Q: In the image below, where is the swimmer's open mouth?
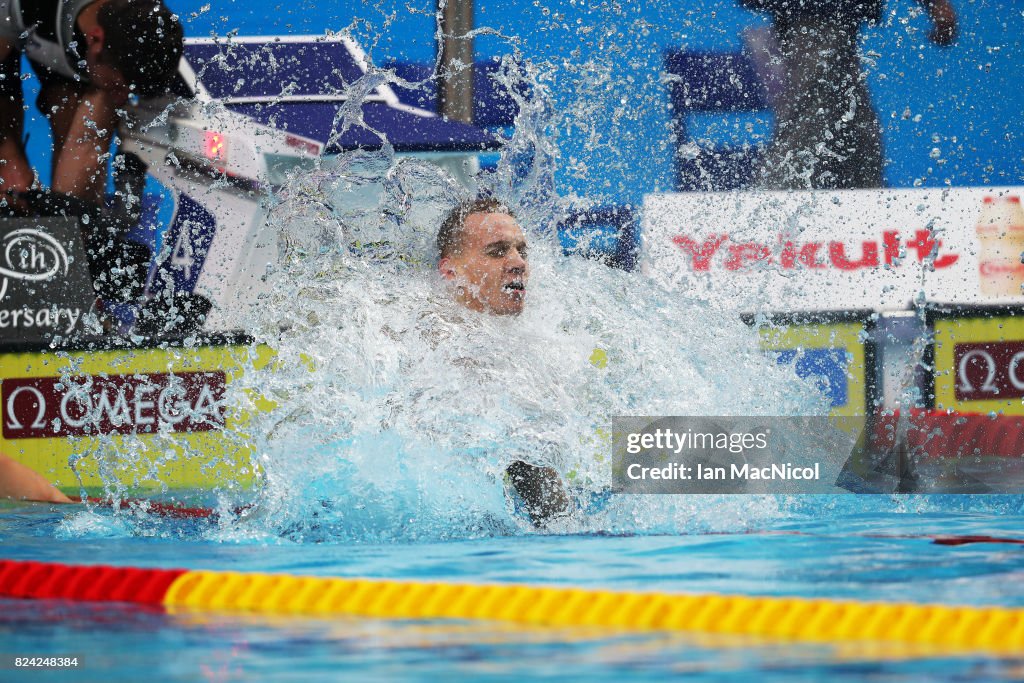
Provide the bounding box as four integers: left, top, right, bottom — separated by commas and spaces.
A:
503, 281, 525, 293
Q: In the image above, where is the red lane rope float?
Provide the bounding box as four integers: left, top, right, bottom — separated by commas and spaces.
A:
69, 497, 252, 520
927, 534, 1024, 547
749, 530, 1024, 546
0, 560, 185, 605
2, 559, 1024, 653
80, 497, 216, 519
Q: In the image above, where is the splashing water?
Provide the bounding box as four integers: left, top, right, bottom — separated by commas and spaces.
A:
210, 94, 833, 543
59, 25, 854, 544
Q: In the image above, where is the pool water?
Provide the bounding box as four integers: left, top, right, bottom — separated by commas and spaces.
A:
4, 1, 1022, 680
3, 499, 1024, 681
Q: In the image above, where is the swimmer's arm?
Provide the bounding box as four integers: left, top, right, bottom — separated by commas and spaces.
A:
506, 460, 571, 527
0, 453, 72, 503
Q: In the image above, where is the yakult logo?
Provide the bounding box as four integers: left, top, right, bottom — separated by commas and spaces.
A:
672, 230, 959, 272
954, 342, 1024, 401
0, 229, 69, 302
3, 372, 227, 439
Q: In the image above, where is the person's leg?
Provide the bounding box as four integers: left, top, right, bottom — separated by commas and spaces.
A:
35, 76, 86, 178
30, 58, 118, 204
0, 40, 35, 205
51, 88, 120, 203
35, 67, 119, 205
832, 46, 884, 189
756, 17, 882, 189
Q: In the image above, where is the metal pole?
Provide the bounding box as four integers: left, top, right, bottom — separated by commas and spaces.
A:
438, 0, 474, 124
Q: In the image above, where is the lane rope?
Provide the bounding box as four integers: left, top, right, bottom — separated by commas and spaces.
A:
2, 559, 1023, 653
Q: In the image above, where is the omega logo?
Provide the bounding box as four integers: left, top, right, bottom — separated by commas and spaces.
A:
2, 372, 226, 439
4, 386, 47, 430
954, 342, 1024, 400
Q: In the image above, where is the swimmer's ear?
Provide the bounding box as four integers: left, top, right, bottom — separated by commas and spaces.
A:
84, 25, 105, 59
438, 257, 456, 281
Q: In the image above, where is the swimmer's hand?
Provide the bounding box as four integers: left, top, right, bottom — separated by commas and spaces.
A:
0, 453, 72, 504
506, 460, 572, 528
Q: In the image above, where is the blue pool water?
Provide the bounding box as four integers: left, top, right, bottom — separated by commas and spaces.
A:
4, 499, 1024, 680
5, 1, 1024, 680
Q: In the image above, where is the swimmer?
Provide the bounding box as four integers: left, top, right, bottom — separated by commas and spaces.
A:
0, 452, 72, 503
437, 197, 572, 526
437, 197, 530, 316
0, 0, 184, 208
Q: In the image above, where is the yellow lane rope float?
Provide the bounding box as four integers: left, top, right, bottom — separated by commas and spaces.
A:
1, 559, 1022, 654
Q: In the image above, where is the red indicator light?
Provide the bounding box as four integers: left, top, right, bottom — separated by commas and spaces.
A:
204, 131, 227, 162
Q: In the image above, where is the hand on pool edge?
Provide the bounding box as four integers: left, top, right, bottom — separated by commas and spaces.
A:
0, 452, 73, 504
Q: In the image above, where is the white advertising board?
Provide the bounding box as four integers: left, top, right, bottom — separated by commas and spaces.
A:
642, 187, 1024, 312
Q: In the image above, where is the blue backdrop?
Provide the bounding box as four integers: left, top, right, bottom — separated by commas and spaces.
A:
21, 0, 1024, 208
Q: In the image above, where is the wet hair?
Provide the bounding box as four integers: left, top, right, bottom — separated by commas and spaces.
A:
96, 0, 184, 98
437, 197, 514, 261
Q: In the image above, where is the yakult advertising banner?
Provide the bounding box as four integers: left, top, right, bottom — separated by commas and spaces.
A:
642, 188, 1024, 312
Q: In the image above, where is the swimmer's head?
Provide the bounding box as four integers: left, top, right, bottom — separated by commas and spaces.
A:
90, 0, 185, 100
438, 198, 529, 316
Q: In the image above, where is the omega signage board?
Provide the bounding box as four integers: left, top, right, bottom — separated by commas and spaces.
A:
929, 305, 1024, 415
0, 337, 268, 493
642, 187, 1024, 313
0, 217, 95, 344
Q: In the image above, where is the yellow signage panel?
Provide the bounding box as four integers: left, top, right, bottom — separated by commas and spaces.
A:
931, 306, 1024, 415
1, 338, 273, 495
753, 313, 876, 418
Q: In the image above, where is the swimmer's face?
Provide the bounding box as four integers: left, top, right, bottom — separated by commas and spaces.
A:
439, 212, 529, 316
